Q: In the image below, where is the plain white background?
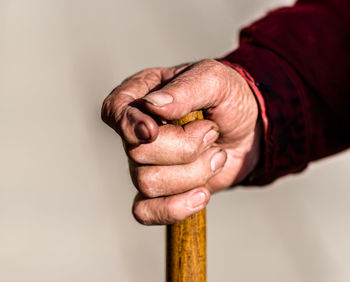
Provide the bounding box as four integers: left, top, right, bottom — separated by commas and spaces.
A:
1, 0, 350, 281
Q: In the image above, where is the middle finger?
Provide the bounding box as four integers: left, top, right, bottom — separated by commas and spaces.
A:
131, 147, 227, 198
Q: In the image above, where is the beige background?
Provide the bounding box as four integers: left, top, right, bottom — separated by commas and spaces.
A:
1, 0, 350, 281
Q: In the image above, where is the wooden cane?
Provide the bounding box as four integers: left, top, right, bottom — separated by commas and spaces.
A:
167, 110, 206, 282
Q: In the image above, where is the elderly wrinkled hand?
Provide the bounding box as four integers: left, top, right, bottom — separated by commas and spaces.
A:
101, 59, 262, 225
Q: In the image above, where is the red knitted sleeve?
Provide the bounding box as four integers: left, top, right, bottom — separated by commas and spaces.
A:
220, 0, 350, 185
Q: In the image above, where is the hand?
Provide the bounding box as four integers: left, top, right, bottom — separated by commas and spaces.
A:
101, 59, 262, 225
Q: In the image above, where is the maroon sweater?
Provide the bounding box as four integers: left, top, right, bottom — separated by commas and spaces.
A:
222, 0, 350, 185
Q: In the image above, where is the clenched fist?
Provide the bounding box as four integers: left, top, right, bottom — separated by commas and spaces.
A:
101, 59, 262, 225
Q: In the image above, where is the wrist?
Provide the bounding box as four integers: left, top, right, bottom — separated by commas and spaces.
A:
216, 59, 266, 184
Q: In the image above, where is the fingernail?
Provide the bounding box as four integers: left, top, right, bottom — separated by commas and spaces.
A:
203, 129, 219, 146
190, 191, 206, 209
134, 122, 150, 141
210, 150, 227, 173
143, 92, 173, 107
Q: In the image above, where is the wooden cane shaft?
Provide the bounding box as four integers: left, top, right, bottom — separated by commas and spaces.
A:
166, 209, 206, 282
166, 110, 206, 282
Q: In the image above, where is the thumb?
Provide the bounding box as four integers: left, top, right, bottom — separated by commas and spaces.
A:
142, 59, 228, 120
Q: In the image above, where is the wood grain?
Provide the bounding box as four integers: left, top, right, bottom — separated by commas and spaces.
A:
167, 110, 206, 282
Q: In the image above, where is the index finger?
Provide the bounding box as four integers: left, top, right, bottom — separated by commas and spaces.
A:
101, 65, 191, 145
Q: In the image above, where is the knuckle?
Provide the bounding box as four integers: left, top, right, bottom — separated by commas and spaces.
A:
199, 58, 223, 71
133, 68, 160, 82
101, 94, 127, 133
195, 59, 224, 91
129, 76, 146, 87
101, 96, 114, 124
127, 146, 151, 164
135, 167, 158, 198
132, 202, 152, 225
144, 71, 160, 83
127, 148, 142, 163
180, 139, 199, 163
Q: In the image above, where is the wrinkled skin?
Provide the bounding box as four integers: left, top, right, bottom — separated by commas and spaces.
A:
101, 59, 262, 225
